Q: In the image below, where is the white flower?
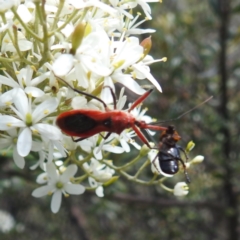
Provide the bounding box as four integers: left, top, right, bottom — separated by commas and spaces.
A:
131, 0, 159, 19
0, 88, 61, 157
93, 134, 125, 160
114, 13, 155, 37
0, 129, 43, 169
131, 55, 167, 93
52, 27, 111, 88
32, 163, 85, 213
173, 182, 189, 196
83, 158, 115, 197
101, 36, 146, 98
0, 65, 48, 97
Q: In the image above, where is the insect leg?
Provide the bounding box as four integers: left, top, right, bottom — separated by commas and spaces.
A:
100, 132, 112, 140
132, 124, 152, 149
174, 156, 191, 183
178, 146, 189, 162
152, 152, 160, 173
102, 86, 117, 109
71, 136, 89, 142
128, 89, 153, 112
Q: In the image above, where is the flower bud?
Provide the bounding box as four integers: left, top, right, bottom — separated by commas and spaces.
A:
71, 23, 86, 55
140, 36, 152, 58
103, 176, 119, 186
186, 141, 195, 152
191, 155, 204, 164
173, 182, 189, 196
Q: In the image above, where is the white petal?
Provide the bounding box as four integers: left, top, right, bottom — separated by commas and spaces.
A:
60, 164, 77, 182
17, 128, 32, 157
32, 185, 52, 197
101, 77, 115, 104
31, 141, 43, 151
127, 28, 156, 35
36, 172, 48, 184
33, 123, 62, 141
74, 64, 89, 88
71, 96, 88, 110
82, 57, 111, 77
58, 21, 74, 38
0, 21, 12, 32
64, 184, 85, 195
173, 182, 189, 196
51, 190, 62, 213
133, 63, 162, 92
44, 4, 58, 13
0, 116, 25, 130
0, 136, 11, 149
46, 162, 59, 181
52, 140, 67, 157
52, 54, 74, 76
13, 88, 29, 116
117, 95, 127, 110
6, 128, 17, 137
18, 39, 33, 51
0, 89, 15, 106
130, 141, 141, 150
17, 4, 32, 23
102, 144, 125, 154
0, 0, 14, 12
88, 177, 98, 188
95, 186, 104, 197
120, 139, 130, 152
31, 71, 51, 86
25, 87, 45, 98
86, 1, 118, 17
32, 98, 58, 123
13, 147, 25, 169
0, 75, 19, 87
93, 147, 103, 160
114, 73, 146, 95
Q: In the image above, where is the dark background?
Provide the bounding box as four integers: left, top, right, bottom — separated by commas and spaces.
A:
1, 0, 240, 239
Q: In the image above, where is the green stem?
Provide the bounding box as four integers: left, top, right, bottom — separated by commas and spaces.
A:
49, 0, 65, 32
120, 154, 142, 170
11, 7, 42, 42
48, 9, 79, 37
133, 158, 150, 179
37, 1, 51, 67
160, 182, 173, 193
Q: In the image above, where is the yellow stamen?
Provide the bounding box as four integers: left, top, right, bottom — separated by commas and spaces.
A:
44, 109, 49, 115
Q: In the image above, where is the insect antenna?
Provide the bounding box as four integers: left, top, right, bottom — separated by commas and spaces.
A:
55, 76, 108, 109
151, 96, 213, 125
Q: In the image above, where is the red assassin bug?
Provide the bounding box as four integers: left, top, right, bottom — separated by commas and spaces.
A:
56, 78, 167, 148
153, 126, 190, 183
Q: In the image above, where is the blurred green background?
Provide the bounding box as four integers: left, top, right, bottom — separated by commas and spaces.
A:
1, 0, 240, 239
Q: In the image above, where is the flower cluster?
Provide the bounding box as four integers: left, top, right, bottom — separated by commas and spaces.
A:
0, 0, 203, 213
